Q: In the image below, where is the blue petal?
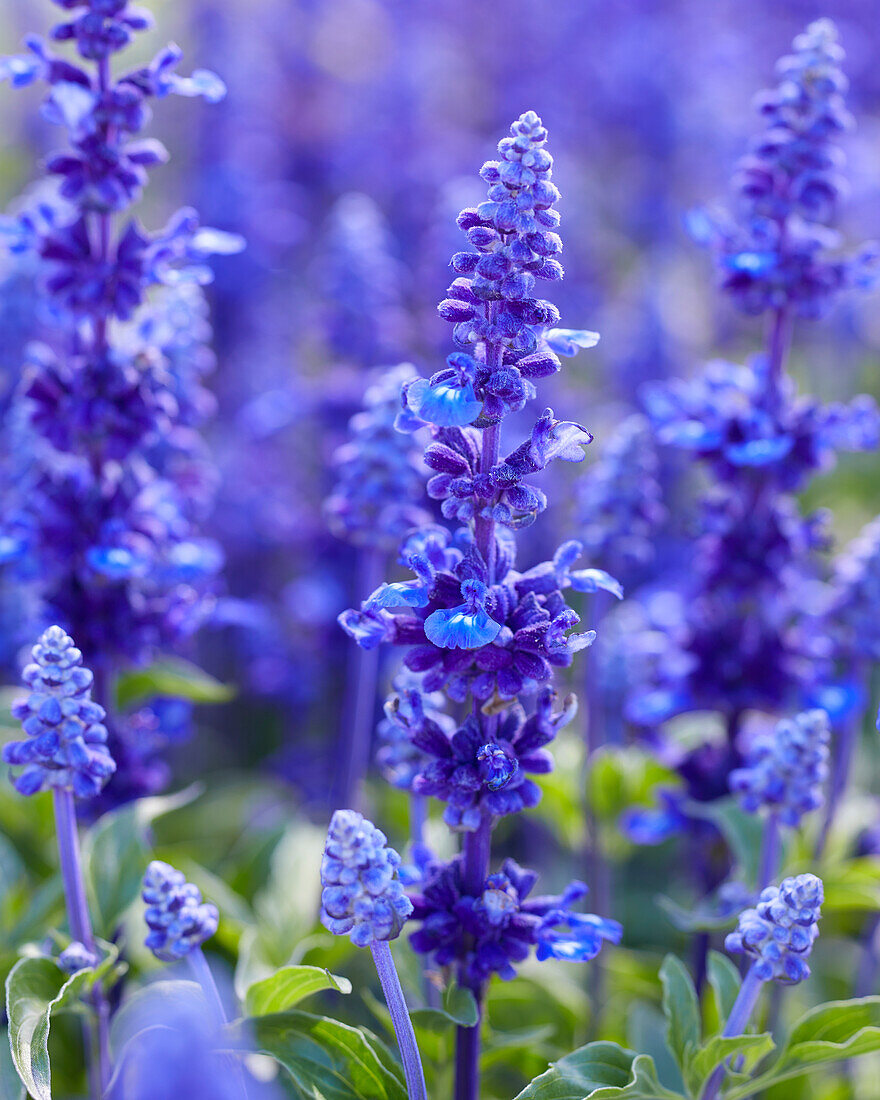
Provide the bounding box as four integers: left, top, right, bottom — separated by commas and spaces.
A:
726, 436, 792, 466
424, 606, 501, 649
86, 546, 148, 579
569, 568, 623, 600
407, 377, 482, 428
545, 328, 600, 357
723, 250, 777, 274
369, 581, 428, 609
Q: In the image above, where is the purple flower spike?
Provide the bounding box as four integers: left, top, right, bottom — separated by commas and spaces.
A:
142, 860, 219, 962
725, 873, 823, 984
730, 709, 830, 827
3, 626, 115, 799
320, 810, 413, 948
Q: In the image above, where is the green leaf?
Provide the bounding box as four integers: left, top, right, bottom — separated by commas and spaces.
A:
5, 956, 100, 1100
513, 1041, 642, 1099
82, 786, 200, 937
252, 1010, 406, 1100
683, 1033, 775, 1098
726, 997, 880, 1099
586, 1054, 686, 1099
706, 952, 741, 1024
114, 656, 234, 710
659, 955, 700, 1072
410, 982, 479, 1033
0, 1025, 26, 1100
244, 965, 352, 1017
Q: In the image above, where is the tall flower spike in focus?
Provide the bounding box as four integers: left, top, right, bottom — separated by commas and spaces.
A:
338, 112, 619, 1100
4, 625, 114, 798
320, 811, 426, 1100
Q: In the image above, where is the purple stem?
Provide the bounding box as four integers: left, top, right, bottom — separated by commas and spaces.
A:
53, 789, 111, 1097
410, 793, 427, 847
815, 696, 862, 860
701, 964, 765, 1100
454, 333, 503, 1100
188, 948, 250, 1100
455, 811, 491, 1100
758, 813, 781, 891
370, 942, 427, 1100
338, 547, 386, 809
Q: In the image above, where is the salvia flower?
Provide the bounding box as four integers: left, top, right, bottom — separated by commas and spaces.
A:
725, 873, 823, 983
376, 672, 453, 792
324, 364, 430, 551
644, 357, 879, 493
730, 709, 830, 827
142, 860, 219, 962
320, 810, 413, 948
408, 687, 577, 830
409, 856, 621, 986
341, 527, 607, 704
826, 515, 880, 663
3, 625, 114, 798
689, 19, 877, 317
57, 940, 98, 974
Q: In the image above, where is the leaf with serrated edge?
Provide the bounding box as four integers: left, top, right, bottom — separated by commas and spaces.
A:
244, 966, 352, 1017
659, 955, 700, 1072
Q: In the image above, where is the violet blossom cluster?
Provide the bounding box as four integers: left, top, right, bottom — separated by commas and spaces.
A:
627, 19, 879, 736
0, 0, 241, 800
339, 112, 622, 1028
725, 872, 823, 983
729, 709, 830, 827
689, 18, 877, 317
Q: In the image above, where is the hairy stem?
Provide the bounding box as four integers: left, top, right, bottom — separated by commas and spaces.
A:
701, 965, 765, 1100
188, 948, 250, 1100
371, 941, 427, 1100
53, 789, 111, 1097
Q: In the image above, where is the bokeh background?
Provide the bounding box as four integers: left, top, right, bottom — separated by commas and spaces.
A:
2, 0, 880, 799
4, 3, 880, 1096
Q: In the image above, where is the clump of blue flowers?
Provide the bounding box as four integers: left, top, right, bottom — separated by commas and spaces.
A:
726, 872, 823, 983
142, 860, 219, 962
690, 18, 877, 317
3, 624, 114, 797
325, 364, 429, 551
320, 809, 414, 947
730, 709, 830, 828
338, 110, 621, 1100
0, 0, 240, 802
